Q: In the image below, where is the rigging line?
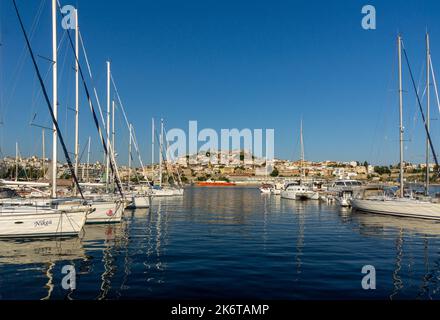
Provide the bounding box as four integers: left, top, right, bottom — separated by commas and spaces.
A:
111, 76, 153, 187
12, 0, 84, 199
78, 32, 107, 130
110, 75, 148, 174
4, 0, 46, 117
154, 126, 178, 185
163, 123, 183, 186
402, 42, 440, 172
429, 55, 440, 116
56, 2, 123, 198
408, 62, 426, 144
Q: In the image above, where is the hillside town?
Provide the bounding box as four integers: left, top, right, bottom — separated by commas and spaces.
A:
0, 150, 437, 185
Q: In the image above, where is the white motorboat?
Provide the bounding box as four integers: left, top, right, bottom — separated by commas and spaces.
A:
259, 184, 273, 194
328, 180, 363, 207
0, 205, 89, 238
270, 182, 284, 195
281, 181, 319, 200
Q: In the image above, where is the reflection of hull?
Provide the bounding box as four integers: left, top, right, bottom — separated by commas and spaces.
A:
0, 237, 85, 264
352, 198, 440, 220
336, 198, 350, 207
354, 213, 440, 236
0, 207, 88, 238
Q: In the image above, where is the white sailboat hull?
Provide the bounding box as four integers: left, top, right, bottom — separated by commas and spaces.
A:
0, 207, 87, 238
351, 198, 440, 220
127, 195, 150, 208
85, 200, 125, 223
151, 188, 184, 197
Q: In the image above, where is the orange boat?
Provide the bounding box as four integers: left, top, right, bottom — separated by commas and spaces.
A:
196, 180, 236, 187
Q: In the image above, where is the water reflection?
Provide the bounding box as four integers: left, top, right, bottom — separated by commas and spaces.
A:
352, 212, 440, 299
5, 188, 440, 299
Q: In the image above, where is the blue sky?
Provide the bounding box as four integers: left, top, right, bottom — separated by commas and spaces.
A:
1, 0, 440, 165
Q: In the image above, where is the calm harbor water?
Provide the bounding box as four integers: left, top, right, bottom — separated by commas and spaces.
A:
1, 186, 440, 300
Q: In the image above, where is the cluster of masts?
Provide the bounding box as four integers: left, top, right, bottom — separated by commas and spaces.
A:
0, 0, 184, 239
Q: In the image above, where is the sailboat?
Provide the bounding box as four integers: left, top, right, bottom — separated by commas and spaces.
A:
281, 120, 319, 200
4, 4, 126, 225
149, 118, 184, 197
352, 34, 440, 220
0, 0, 93, 237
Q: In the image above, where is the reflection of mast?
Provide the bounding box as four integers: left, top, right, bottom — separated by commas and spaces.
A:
417, 237, 431, 299
117, 219, 132, 298
156, 201, 163, 268
41, 262, 55, 300
300, 119, 305, 181
97, 227, 116, 300
295, 205, 305, 280
390, 228, 404, 300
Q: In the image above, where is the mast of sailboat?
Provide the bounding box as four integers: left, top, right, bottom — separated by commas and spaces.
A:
159, 118, 163, 187
15, 142, 18, 181
398, 35, 404, 198
152, 117, 155, 173
112, 101, 115, 160
86, 136, 91, 183
300, 119, 305, 181
105, 61, 111, 192
426, 32, 431, 196
128, 123, 132, 189
42, 129, 45, 179
74, 8, 79, 193
12, 0, 84, 198
112, 99, 115, 186
51, 0, 57, 198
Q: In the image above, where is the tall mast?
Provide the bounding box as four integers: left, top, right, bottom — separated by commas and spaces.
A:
74, 8, 79, 189
112, 99, 115, 186
425, 32, 431, 196
51, 0, 57, 198
105, 61, 110, 191
398, 35, 404, 198
112, 100, 115, 158
159, 118, 163, 187
15, 142, 18, 181
42, 129, 45, 179
128, 124, 132, 189
152, 117, 155, 165
86, 136, 91, 183
300, 119, 305, 180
